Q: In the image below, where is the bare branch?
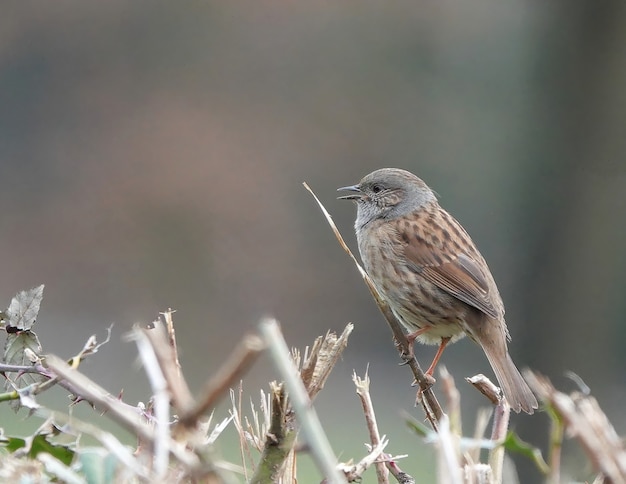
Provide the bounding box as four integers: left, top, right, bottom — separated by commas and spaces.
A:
385, 457, 416, 484
487, 401, 510, 484
339, 439, 389, 482
465, 372, 510, 484
0, 364, 42, 373
466, 374, 501, 406
161, 309, 182, 375
130, 326, 171, 479
353, 370, 389, 484
139, 317, 194, 414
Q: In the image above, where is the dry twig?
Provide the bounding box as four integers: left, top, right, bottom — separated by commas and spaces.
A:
338, 439, 389, 482
141, 316, 194, 413
131, 327, 171, 478
465, 373, 510, 483
352, 370, 389, 484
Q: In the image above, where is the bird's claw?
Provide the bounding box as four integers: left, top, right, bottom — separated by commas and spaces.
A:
410, 373, 436, 388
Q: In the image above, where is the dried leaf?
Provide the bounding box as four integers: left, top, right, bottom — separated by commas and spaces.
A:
4, 285, 45, 331
4, 331, 43, 370
4, 330, 46, 410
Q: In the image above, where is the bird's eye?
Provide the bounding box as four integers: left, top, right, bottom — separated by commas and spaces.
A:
371, 184, 383, 194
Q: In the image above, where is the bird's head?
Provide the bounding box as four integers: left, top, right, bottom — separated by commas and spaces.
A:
338, 168, 436, 229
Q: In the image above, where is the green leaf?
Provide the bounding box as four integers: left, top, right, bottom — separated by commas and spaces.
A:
405, 414, 432, 438
29, 434, 75, 466
503, 430, 550, 475
0, 434, 74, 466
4, 285, 45, 331
2, 436, 27, 452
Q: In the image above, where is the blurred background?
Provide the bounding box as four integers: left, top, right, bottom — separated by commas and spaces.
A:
2, 1, 625, 482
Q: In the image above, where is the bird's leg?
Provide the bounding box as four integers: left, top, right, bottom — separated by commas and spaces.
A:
425, 337, 451, 376
406, 326, 432, 344
414, 336, 451, 406
403, 326, 434, 378
402, 326, 432, 358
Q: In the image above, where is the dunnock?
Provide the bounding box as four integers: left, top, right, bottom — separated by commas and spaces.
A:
338, 168, 537, 414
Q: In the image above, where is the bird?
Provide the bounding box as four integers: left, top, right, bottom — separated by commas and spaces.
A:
338, 168, 538, 414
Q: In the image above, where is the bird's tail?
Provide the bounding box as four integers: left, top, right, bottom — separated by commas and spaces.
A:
482, 343, 538, 414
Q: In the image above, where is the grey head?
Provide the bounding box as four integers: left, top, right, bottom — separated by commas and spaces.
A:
338, 168, 437, 230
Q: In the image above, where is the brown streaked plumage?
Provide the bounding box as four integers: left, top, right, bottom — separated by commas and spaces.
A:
338, 168, 537, 414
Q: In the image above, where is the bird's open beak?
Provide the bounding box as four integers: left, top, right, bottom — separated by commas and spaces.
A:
337, 184, 362, 200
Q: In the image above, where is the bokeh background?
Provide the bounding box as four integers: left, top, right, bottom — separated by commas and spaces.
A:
2, 1, 625, 482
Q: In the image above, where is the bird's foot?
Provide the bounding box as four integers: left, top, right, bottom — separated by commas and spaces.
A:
411, 373, 436, 388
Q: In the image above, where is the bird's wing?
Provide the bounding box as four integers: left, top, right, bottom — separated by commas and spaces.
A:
400, 218, 500, 320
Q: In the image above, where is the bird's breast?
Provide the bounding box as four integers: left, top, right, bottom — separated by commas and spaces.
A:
356, 219, 467, 344
356, 220, 404, 278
